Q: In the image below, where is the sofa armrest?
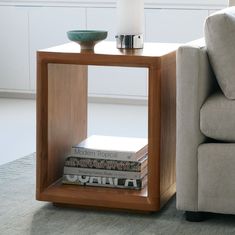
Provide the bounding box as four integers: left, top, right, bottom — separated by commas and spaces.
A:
176, 39, 217, 211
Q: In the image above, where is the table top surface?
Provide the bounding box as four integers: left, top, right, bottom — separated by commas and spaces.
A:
39, 41, 180, 58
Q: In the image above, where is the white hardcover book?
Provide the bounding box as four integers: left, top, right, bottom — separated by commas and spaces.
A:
71, 135, 148, 161
63, 166, 148, 179
63, 174, 147, 189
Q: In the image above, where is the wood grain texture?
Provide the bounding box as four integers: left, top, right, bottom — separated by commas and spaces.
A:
47, 64, 88, 187
160, 51, 176, 208
41, 180, 153, 211
40, 41, 179, 57
36, 62, 88, 198
148, 66, 161, 210
36, 54, 48, 195
36, 41, 178, 212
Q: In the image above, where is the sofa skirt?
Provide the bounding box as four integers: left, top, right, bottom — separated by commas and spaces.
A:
198, 143, 235, 214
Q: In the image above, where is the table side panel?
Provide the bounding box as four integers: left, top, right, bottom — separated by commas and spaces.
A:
160, 51, 176, 207
47, 63, 88, 188
148, 66, 161, 210
36, 56, 49, 196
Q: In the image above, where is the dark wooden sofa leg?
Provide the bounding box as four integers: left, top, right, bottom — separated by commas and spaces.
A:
185, 211, 206, 222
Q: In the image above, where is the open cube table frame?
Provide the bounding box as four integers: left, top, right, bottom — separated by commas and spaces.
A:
36, 42, 178, 212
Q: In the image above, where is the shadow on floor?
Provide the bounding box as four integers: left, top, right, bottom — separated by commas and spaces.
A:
29, 196, 235, 235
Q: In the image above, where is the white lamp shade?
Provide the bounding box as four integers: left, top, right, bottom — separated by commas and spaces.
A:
116, 0, 144, 35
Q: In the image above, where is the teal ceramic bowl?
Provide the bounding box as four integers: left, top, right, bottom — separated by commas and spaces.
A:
67, 30, 108, 50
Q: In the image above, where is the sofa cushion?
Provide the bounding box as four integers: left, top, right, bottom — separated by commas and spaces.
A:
200, 91, 235, 141
204, 7, 235, 99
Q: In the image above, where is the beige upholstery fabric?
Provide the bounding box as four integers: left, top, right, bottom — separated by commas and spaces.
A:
177, 8, 235, 215
230, 0, 235, 6
176, 40, 216, 211
198, 144, 235, 214
204, 7, 235, 99
200, 91, 235, 141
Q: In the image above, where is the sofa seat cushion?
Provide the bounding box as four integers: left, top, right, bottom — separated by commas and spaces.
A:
200, 91, 235, 141
204, 7, 235, 99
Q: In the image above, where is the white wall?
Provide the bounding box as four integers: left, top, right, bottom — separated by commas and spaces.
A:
0, 0, 229, 102
0, 0, 228, 8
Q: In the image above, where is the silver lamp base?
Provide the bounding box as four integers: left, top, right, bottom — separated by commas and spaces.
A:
115, 34, 144, 49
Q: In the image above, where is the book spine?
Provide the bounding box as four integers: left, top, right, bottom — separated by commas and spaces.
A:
62, 174, 147, 189
63, 166, 147, 179
64, 156, 146, 172
71, 147, 137, 161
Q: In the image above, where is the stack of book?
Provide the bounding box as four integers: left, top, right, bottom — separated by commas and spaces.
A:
62, 135, 148, 190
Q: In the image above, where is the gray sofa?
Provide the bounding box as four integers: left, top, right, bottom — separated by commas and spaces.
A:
176, 7, 235, 221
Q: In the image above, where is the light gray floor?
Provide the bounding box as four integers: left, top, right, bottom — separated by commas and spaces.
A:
0, 98, 36, 165
1, 155, 235, 235
0, 98, 147, 165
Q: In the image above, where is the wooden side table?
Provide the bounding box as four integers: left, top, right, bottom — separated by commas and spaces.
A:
36, 41, 178, 212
